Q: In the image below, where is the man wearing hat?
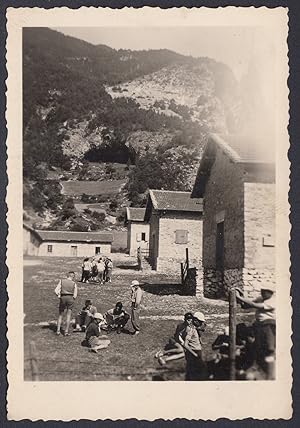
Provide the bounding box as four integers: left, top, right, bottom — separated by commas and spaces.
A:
130, 280, 143, 335
236, 284, 276, 379
85, 312, 111, 353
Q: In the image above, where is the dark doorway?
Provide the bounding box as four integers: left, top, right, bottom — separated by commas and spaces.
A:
216, 221, 224, 271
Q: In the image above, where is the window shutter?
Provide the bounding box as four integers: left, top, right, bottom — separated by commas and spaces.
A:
136, 232, 141, 242
175, 230, 188, 244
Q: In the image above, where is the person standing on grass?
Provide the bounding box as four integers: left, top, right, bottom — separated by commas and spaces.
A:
74, 299, 97, 332
55, 271, 78, 336
130, 280, 143, 335
81, 258, 92, 283
235, 284, 276, 379
85, 313, 111, 353
105, 258, 113, 283
137, 247, 143, 271
96, 257, 106, 284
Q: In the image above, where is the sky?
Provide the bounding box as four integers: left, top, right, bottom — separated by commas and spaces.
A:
53, 26, 275, 81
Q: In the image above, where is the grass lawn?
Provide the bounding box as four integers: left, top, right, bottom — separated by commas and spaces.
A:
24, 256, 255, 381
61, 179, 126, 196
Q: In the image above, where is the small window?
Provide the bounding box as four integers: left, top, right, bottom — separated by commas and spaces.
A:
141, 232, 146, 241
71, 246, 78, 256
175, 230, 188, 244
95, 247, 101, 254
263, 235, 275, 247
47, 245, 53, 253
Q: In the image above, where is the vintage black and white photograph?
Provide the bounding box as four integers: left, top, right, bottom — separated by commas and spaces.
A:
6, 6, 291, 420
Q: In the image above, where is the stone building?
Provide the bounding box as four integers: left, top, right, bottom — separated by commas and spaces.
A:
192, 133, 275, 297
23, 227, 113, 257
145, 189, 203, 272
125, 207, 150, 256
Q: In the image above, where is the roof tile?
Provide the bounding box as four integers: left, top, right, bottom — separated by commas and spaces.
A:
36, 230, 113, 243
150, 189, 203, 212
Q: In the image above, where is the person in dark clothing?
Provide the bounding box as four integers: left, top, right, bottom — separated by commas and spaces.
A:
181, 312, 207, 381
81, 258, 92, 283
74, 299, 97, 332
85, 313, 110, 353
104, 302, 130, 334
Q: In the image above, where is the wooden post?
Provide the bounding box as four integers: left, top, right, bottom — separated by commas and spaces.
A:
185, 248, 189, 269
181, 262, 184, 285
229, 288, 237, 380
29, 341, 39, 381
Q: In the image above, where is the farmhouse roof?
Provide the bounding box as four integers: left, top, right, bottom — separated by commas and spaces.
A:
146, 189, 203, 216
209, 133, 275, 164
126, 207, 146, 222
192, 133, 275, 198
35, 230, 114, 243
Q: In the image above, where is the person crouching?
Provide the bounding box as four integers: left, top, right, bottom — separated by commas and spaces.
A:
105, 302, 130, 334
85, 313, 111, 353
74, 299, 97, 332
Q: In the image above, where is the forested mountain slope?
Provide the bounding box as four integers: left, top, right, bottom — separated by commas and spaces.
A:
23, 27, 243, 228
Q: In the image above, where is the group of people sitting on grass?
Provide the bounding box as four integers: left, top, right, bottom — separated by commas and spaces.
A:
76, 300, 131, 353
54, 270, 276, 379
54, 271, 143, 351
154, 283, 276, 381
80, 256, 113, 284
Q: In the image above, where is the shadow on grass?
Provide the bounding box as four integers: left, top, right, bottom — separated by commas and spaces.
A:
116, 263, 139, 271
41, 323, 57, 332
142, 282, 184, 296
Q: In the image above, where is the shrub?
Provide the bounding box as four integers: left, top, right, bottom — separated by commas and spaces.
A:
91, 211, 106, 222
109, 199, 118, 211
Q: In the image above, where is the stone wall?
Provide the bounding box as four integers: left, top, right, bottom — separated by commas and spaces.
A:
155, 211, 203, 272
244, 182, 275, 270
204, 267, 276, 299
202, 148, 245, 269
242, 268, 275, 297
149, 212, 160, 269
203, 268, 224, 298
128, 221, 150, 256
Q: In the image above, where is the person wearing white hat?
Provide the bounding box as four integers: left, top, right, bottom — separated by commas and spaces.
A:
236, 284, 276, 379
85, 312, 110, 353
130, 280, 143, 335
181, 312, 207, 380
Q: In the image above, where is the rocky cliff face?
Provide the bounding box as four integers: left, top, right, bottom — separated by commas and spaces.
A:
106, 63, 228, 133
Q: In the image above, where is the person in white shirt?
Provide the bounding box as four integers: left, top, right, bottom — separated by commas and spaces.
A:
54, 271, 78, 336
96, 257, 106, 284
130, 280, 143, 335
236, 284, 276, 379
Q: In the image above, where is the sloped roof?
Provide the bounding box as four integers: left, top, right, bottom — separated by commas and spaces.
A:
149, 189, 203, 212
211, 133, 275, 164
126, 207, 146, 222
36, 230, 113, 243
191, 133, 275, 198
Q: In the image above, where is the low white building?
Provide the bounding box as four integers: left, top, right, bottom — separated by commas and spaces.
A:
125, 207, 149, 256
23, 225, 113, 257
